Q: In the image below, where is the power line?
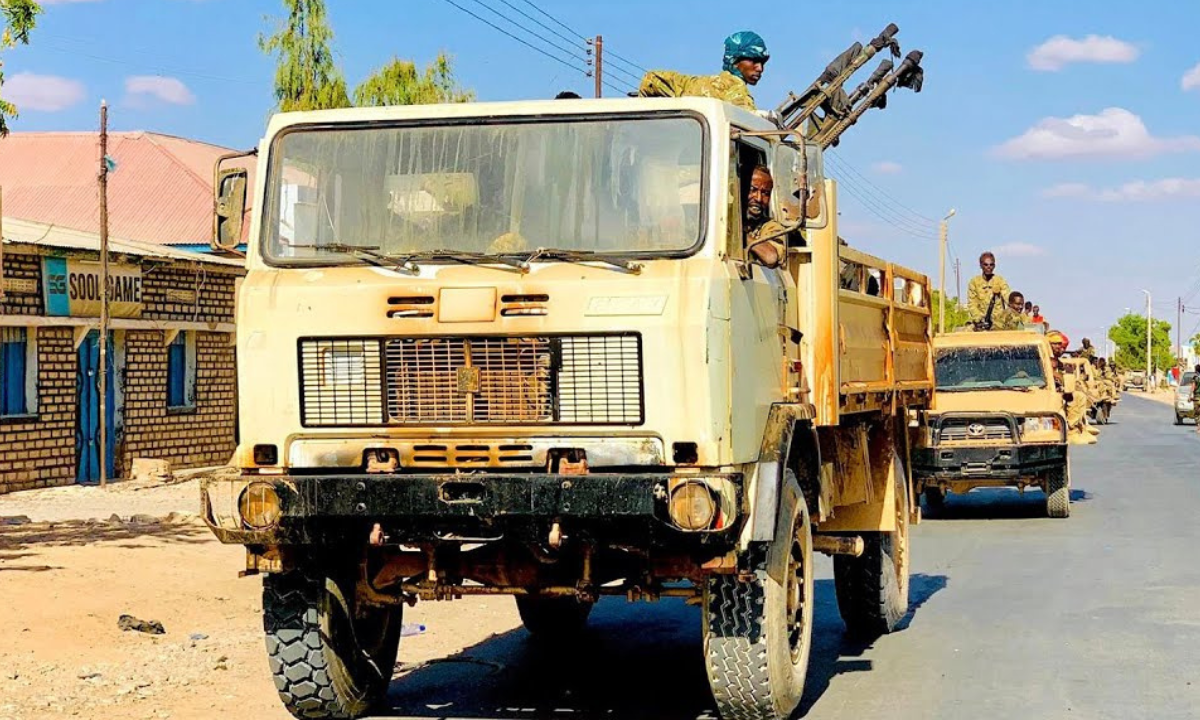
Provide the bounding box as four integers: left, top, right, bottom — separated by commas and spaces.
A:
467, 0, 589, 65
824, 155, 938, 240
826, 150, 939, 227
490, 0, 586, 52
518, 0, 586, 39
38, 40, 258, 86
607, 49, 648, 75
438, 0, 588, 76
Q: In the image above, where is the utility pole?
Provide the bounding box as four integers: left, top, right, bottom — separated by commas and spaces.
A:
937, 209, 955, 334
1177, 297, 1183, 366
593, 35, 603, 98
1141, 289, 1152, 388
99, 100, 110, 487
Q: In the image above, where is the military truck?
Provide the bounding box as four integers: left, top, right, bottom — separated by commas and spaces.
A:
1063, 357, 1110, 425
914, 330, 1071, 518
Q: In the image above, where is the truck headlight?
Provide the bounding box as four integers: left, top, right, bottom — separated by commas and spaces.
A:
1020, 415, 1062, 435
239, 481, 282, 530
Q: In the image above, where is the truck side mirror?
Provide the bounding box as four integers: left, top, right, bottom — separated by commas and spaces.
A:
213, 167, 248, 252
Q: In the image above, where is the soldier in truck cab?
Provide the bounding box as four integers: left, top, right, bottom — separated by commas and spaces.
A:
744, 165, 788, 268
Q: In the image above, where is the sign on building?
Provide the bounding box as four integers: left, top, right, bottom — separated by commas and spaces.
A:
42, 257, 143, 318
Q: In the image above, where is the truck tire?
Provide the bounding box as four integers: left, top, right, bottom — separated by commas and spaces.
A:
263, 568, 402, 720
1045, 467, 1070, 519
1175, 412, 1183, 426
515, 596, 593, 637
833, 455, 910, 637
703, 469, 812, 720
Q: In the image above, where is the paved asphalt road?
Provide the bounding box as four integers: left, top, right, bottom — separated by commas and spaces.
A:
379, 393, 1200, 720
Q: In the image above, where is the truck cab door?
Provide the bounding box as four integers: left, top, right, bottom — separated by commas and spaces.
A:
726, 140, 788, 460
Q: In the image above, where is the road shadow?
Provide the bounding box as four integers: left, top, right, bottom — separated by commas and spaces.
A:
921, 486, 1092, 521
386, 596, 714, 719
797, 573, 947, 716
384, 574, 946, 720
0, 518, 210, 554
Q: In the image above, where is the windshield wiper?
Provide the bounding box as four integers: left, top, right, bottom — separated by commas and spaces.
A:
390, 250, 527, 275
301, 243, 419, 273
514, 248, 644, 275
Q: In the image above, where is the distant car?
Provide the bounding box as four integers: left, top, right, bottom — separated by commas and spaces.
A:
1175, 371, 1197, 425
1123, 370, 1147, 391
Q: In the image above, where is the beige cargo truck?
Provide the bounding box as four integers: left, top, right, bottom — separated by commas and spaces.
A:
202, 96, 933, 720
914, 330, 1070, 517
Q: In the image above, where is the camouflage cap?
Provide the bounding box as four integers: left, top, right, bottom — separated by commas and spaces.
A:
723, 31, 770, 78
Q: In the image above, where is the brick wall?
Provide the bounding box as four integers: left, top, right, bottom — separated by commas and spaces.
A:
119, 330, 237, 473
0, 327, 76, 494
0, 253, 43, 316
143, 267, 237, 323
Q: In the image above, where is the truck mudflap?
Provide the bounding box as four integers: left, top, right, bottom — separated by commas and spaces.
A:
912, 443, 1066, 480
202, 472, 744, 546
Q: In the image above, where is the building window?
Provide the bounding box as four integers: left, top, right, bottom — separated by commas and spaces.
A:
0, 327, 35, 416
167, 331, 197, 409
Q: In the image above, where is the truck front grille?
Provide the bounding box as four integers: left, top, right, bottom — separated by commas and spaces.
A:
939, 418, 1014, 443
299, 334, 643, 427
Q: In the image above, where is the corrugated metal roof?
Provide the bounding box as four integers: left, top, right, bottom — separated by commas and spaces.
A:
0, 131, 254, 247
2, 217, 242, 267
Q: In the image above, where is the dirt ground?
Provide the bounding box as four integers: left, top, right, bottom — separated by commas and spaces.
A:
0, 473, 523, 720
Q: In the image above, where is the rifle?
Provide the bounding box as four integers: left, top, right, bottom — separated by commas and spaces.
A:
975, 291, 1001, 332
812, 50, 925, 148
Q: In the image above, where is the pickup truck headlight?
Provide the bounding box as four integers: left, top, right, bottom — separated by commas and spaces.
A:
1020, 415, 1062, 435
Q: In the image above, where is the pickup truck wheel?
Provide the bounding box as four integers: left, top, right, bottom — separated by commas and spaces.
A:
1175, 413, 1183, 426
703, 469, 812, 720
515, 596, 593, 637
1045, 467, 1070, 519
833, 455, 910, 637
263, 568, 402, 720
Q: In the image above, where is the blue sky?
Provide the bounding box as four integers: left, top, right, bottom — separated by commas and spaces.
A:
4, 0, 1200, 346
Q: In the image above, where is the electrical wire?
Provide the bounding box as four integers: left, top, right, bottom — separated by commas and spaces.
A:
823, 155, 939, 237
489, 0, 587, 53
514, 0, 648, 78
438, 0, 588, 76
826, 150, 939, 227
517, 0, 586, 39
467, 0, 590, 65
824, 156, 938, 241
37, 40, 259, 85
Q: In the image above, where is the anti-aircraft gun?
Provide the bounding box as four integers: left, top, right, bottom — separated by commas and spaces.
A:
773, 23, 925, 148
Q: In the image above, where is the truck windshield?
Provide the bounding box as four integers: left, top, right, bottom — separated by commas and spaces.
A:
935, 345, 1048, 391
262, 115, 705, 265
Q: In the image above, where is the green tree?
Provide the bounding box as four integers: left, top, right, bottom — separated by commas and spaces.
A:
1190, 332, 1200, 359
353, 53, 474, 107
1108, 313, 1173, 372
0, 0, 42, 136
259, 0, 350, 112
931, 291, 972, 335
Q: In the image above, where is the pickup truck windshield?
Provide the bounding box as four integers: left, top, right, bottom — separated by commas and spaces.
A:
935, 345, 1048, 391
262, 115, 705, 265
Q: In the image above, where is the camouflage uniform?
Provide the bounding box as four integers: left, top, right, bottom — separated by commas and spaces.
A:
638, 70, 756, 110
991, 307, 1029, 331
746, 219, 788, 267
966, 273, 1011, 327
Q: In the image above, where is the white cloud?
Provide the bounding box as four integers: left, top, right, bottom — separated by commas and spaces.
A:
1042, 178, 1200, 202
871, 161, 902, 175
994, 242, 1046, 257
995, 107, 1200, 160
124, 76, 195, 106
3, 73, 86, 112
1182, 62, 1200, 91
1027, 34, 1138, 71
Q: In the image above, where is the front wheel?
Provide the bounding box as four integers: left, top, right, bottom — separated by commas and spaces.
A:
1045, 467, 1070, 518
833, 453, 910, 637
263, 567, 403, 720
703, 469, 813, 720
923, 486, 946, 514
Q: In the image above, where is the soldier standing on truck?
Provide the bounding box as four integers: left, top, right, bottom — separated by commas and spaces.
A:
638, 31, 769, 110
744, 165, 788, 267
967, 252, 1011, 329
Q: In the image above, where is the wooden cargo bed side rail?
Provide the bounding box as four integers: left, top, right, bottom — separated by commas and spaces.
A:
808, 216, 933, 427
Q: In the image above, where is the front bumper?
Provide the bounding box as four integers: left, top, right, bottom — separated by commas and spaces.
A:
912, 443, 1066, 482
202, 472, 743, 546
